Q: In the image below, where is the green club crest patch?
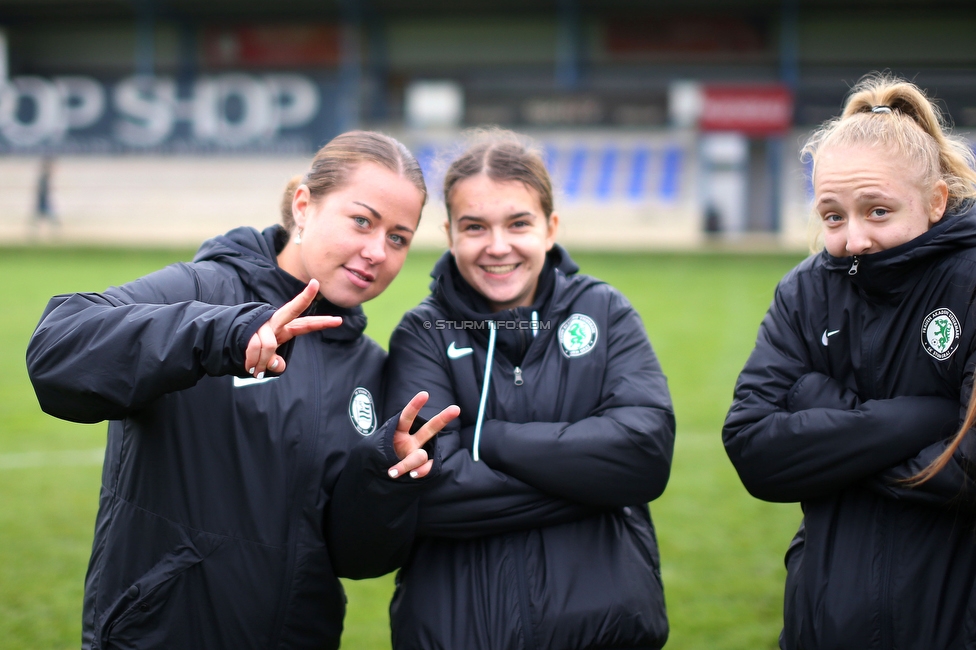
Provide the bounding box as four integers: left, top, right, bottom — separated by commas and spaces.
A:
348, 387, 377, 436
921, 308, 961, 361
559, 313, 599, 358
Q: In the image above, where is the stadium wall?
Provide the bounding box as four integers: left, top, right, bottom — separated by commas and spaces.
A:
0, 127, 817, 250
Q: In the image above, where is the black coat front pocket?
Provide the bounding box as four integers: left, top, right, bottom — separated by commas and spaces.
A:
97, 541, 217, 650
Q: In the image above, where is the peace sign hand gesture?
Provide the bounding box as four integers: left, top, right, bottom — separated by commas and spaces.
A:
387, 391, 460, 480
244, 279, 342, 378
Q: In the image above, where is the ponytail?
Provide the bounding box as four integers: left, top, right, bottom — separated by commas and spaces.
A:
803, 73, 976, 215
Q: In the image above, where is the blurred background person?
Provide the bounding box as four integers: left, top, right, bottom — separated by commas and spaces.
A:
31, 156, 59, 231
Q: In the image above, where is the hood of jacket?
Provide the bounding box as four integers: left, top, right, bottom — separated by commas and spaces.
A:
193, 225, 367, 342
822, 202, 976, 298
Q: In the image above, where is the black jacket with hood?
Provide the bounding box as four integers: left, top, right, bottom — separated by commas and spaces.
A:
384, 245, 676, 650
723, 207, 976, 650
27, 225, 432, 650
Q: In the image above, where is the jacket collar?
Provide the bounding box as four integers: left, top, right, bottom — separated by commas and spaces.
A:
822, 204, 976, 297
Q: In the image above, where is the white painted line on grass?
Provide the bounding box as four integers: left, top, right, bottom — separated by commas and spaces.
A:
0, 448, 103, 470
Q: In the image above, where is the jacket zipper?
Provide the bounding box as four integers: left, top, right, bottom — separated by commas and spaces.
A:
507, 356, 533, 648
861, 286, 893, 648
513, 535, 537, 650
879, 504, 894, 650
854, 300, 894, 650
509, 308, 530, 362
848, 256, 859, 275
268, 338, 319, 648
507, 306, 556, 649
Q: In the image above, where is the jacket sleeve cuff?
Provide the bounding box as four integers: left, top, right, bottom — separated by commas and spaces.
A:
231, 306, 277, 373
377, 412, 441, 480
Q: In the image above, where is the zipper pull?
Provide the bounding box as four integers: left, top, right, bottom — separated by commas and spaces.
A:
848, 256, 859, 276
514, 366, 524, 386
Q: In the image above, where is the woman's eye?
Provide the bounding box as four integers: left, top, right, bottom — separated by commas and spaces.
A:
463, 224, 484, 232
871, 208, 889, 217
389, 233, 407, 246
353, 216, 370, 228
822, 213, 843, 224
512, 220, 530, 229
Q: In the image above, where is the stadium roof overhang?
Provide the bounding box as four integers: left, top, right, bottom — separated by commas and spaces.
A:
0, 0, 965, 23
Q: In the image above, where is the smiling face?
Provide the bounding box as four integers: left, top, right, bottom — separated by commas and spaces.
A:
447, 173, 559, 312
814, 144, 948, 257
278, 162, 425, 308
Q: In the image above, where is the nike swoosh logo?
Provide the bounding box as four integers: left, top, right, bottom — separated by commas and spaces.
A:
821, 329, 841, 346
233, 375, 280, 388
447, 342, 474, 360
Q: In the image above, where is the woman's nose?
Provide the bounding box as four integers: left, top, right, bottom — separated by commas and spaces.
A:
361, 232, 387, 264
485, 229, 512, 256
845, 219, 872, 255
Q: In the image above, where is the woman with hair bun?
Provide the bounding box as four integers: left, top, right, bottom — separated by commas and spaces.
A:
27, 131, 458, 650
724, 74, 976, 649
384, 129, 675, 650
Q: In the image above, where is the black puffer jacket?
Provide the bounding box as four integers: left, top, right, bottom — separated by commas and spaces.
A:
384, 246, 675, 650
724, 207, 976, 650
27, 226, 432, 650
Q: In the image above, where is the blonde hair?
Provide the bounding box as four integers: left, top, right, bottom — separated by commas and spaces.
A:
443, 128, 554, 221
279, 130, 427, 230
802, 73, 976, 251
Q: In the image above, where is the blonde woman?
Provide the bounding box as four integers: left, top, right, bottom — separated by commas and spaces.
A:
724, 75, 976, 649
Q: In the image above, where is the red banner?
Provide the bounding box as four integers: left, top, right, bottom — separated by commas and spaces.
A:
700, 85, 793, 135
204, 25, 340, 68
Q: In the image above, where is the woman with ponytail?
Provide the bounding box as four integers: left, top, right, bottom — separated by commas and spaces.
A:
724, 74, 976, 649
27, 131, 458, 650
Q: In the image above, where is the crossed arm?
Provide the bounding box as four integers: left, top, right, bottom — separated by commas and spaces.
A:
723, 286, 966, 505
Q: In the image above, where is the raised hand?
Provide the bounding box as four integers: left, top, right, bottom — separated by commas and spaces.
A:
244, 279, 342, 378
388, 391, 460, 480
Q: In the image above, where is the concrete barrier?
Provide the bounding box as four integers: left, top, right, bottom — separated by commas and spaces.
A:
0, 131, 815, 251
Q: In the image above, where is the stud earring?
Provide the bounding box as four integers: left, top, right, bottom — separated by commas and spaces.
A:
294, 228, 303, 245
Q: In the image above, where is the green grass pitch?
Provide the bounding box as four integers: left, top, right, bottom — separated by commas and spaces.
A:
0, 245, 806, 649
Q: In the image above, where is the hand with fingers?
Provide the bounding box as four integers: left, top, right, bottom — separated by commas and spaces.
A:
388, 391, 460, 480
245, 279, 343, 378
